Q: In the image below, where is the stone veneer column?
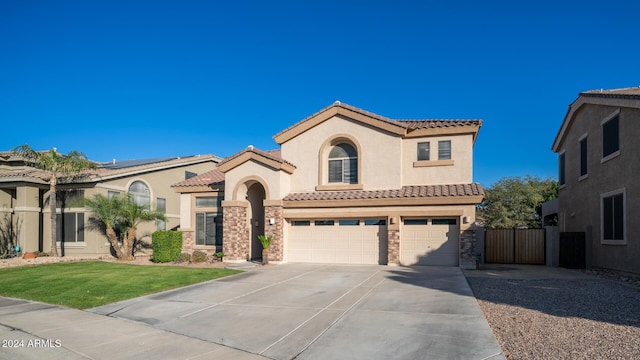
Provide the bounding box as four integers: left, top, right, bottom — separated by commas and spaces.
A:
459, 225, 477, 269
181, 230, 194, 254
222, 201, 249, 261
264, 201, 284, 262
387, 216, 400, 265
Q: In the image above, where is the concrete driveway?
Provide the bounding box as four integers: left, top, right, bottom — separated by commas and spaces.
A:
89, 264, 503, 359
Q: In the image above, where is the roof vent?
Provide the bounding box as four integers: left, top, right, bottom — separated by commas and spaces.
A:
334, 100, 341, 105
112, 159, 116, 165
248, 145, 254, 150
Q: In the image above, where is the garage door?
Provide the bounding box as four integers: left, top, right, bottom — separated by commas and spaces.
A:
400, 218, 459, 266
288, 219, 387, 264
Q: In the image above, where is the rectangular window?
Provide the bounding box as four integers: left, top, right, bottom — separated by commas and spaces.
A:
157, 198, 166, 231
602, 115, 619, 158
364, 219, 386, 226
432, 219, 457, 225
579, 137, 588, 177
314, 220, 335, 226
339, 219, 360, 226
56, 213, 84, 242
291, 220, 311, 226
328, 160, 342, 183
404, 219, 428, 225
602, 190, 625, 243
417, 142, 430, 161
107, 191, 120, 199
438, 141, 451, 160
196, 197, 218, 208
559, 152, 566, 186
195, 212, 218, 246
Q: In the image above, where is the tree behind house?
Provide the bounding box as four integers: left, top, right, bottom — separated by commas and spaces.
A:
478, 175, 557, 229
12, 145, 95, 257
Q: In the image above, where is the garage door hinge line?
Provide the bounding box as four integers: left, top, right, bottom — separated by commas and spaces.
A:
179, 266, 329, 319
259, 270, 385, 355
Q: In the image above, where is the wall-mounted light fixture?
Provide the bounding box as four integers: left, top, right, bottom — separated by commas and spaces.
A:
269, 218, 275, 225
463, 216, 469, 224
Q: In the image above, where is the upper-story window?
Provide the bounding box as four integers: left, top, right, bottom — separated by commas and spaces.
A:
602, 115, 619, 159
129, 181, 150, 209
558, 152, 566, 186
417, 142, 430, 161
328, 143, 358, 184
579, 136, 588, 178
438, 140, 451, 160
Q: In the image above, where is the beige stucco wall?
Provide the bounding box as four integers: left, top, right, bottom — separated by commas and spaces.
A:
557, 104, 640, 274
280, 116, 403, 192
401, 134, 473, 185
223, 160, 291, 201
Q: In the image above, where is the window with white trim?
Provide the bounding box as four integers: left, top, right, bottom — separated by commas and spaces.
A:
129, 181, 150, 209
328, 143, 358, 184
601, 189, 625, 244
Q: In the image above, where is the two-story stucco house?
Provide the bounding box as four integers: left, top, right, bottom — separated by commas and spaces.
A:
552, 87, 640, 275
175, 102, 483, 268
0, 153, 220, 257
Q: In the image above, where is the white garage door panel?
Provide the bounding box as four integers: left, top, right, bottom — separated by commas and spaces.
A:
288, 222, 384, 265
401, 222, 458, 266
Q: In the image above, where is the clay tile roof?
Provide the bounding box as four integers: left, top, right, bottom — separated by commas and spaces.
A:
217, 147, 296, 168
0, 168, 52, 182
283, 183, 484, 202
397, 119, 483, 129
172, 169, 225, 187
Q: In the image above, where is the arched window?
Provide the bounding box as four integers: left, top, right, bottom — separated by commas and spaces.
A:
328, 143, 358, 184
129, 181, 150, 209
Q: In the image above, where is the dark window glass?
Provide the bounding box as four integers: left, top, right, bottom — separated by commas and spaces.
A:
417, 142, 430, 161
328, 143, 357, 184
56, 213, 84, 242
364, 219, 387, 226
580, 138, 588, 176
559, 153, 566, 186
603, 116, 619, 158
314, 220, 335, 226
404, 219, 428, 225
196, 212, 217, 245
603, 193, 624, 241
339, 219, 360, 226
196, 197, 218, 208
292, 220, 311, 226
432, 219, 457, 225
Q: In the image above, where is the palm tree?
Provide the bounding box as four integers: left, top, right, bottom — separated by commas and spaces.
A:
13, 145, 95, 257
84, 193, 165, 261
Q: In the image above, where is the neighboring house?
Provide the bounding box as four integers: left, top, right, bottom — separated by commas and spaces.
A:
552, 87, 640, 275
175, 102, 484, 268
0, 153, 220, 256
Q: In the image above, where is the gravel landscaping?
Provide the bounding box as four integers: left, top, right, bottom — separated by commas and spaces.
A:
466, 274, 640, 359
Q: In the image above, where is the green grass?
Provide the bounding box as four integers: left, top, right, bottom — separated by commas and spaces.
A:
0, 262, 242, 309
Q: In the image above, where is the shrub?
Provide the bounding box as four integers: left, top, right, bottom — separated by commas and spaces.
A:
191, 250, 208, 263
175, 253, 191, 263
214, 252, 225, 261
151, 231, 183, 263
33, 251, 49, 257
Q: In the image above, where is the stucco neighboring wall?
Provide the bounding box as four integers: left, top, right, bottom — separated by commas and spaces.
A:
401, 134, 473, 185
223, 159, 291, 201
557, 104, 640, 274
281, 115, 403, 192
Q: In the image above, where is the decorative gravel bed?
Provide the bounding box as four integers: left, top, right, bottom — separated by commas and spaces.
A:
466, 276, 640, 359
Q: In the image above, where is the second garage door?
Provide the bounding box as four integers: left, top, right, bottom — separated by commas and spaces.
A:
288, 219, 387, 264
400, 218, 459, 266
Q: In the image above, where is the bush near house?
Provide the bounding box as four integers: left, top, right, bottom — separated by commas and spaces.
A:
175, 253, 192, 263
152, 231, 183, 263
191, 250, 208, 263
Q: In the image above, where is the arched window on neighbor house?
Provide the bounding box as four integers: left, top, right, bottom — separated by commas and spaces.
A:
129, 181, 150, 209
328, 143, 358, 184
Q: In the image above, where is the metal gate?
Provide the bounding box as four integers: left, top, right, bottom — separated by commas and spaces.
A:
485, 228, 546, 264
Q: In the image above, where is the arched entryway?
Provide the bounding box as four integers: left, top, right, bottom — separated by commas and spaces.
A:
246, 182, 266, 261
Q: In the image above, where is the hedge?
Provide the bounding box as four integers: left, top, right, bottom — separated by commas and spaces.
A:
151, 231, 183, 263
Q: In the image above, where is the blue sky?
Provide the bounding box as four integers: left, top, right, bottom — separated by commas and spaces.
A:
1, 1, 639, 187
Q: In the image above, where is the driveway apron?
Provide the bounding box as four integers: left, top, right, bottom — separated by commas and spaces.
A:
90, 264, 504, 360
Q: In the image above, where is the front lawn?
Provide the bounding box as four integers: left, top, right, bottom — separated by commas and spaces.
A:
0, 261, 242, 309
